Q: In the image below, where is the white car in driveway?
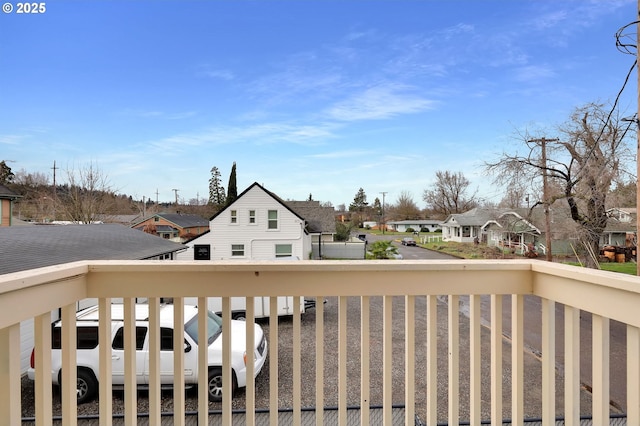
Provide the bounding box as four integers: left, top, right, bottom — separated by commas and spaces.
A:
27, 303, 267, 403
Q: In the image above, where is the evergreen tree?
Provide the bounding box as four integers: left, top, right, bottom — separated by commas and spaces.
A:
208, 166, 226, 206
349, 188, 368, 212
0, 160, 14, 184
226, 162, 237, 206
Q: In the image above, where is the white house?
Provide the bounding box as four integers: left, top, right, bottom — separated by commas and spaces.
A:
386, 220, 442, 233
179, 182, 312, 261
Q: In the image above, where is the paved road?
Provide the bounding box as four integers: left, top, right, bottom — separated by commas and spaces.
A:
364, 232, 458, 260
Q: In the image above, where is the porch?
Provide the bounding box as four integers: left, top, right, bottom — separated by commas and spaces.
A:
2, 259, 639, 425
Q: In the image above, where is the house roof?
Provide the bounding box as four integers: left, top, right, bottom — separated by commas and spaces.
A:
0, 223, 185, 275
286, 200, 336, 234
210, 182, 306, 222
0, 184, 20, 200
132, 213, 209, 229
443, 208, 502, 227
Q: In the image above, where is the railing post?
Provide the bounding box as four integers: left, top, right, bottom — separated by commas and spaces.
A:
173, 297, 185, 426
511, 294, 524, 426
491, 295, 503, 426
628, 325, 640, 425
592, 314, 610, 425
61, 303, 78, 426
426, 295, 438, 426
448, 295, 459, 424
123, 297, 137, 426
564, 306, 580, 426
34, 312, 53, 426
99, 298, 113, 426
405, 295, 415, 425
541, 299, 555, 425
360, 296, 370, 426
470, 295, 481, 426
0, 323, 21, 426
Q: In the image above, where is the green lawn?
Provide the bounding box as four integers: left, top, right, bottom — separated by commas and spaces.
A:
566, 261, 638, 275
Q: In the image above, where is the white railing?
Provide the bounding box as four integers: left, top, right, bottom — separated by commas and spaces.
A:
1, 260, 640, 425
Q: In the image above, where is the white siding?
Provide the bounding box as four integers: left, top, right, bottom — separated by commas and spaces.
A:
178, 185, 309, 261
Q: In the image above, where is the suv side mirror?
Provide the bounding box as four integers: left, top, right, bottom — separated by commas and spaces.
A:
184, 340, 192, 353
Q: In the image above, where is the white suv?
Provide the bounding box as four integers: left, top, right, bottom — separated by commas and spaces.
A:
27, 303, 268, 403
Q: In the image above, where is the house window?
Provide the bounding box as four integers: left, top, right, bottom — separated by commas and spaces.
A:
194, 244, 211, 261
268, 210, 278, 230
275, 244, 293, 258
231, 244, 245, 257
154, 217, 159, 222
230, 210, 237, 224
249, 210, 256, 224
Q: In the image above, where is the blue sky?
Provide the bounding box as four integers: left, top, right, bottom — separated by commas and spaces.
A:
1, 0, 637, 209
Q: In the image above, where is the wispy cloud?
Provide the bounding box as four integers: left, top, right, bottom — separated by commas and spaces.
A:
146, 122, 337, 154
512, 65, 556, 82
326, 83, 435, 121
119, 109, 197, 120
196, 65, 235, 81
307, 149, 372, 159
0, 134, 30, 145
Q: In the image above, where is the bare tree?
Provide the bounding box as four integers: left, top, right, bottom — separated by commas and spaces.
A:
485, 102, 634, 268
389, 191, 421, 220
422, 171, 478, 218
56, 163, 115, 224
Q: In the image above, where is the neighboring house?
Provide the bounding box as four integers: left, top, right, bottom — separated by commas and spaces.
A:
482, 211, 542, 250
132, 212, 209, 242
286, 200, 336, 242
387, 220, 442, 233
0, 223, 185, 374
602, 207, 636, 247
178, 182, 312, 261
442, 208, 498, 244
0, 184, 20, 227
442, 203, 638, 256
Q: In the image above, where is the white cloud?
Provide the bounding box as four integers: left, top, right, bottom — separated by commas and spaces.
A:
326, 83, 435, 121
0, 134, 29, 145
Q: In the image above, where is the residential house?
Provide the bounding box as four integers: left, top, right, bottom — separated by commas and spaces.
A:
286, 200, 336, 242
0, 223, 185, 373
443, 203, 637, 257
0, 184, 20, 227
442, 208, 499, 244
387, 219, 442, 233
132, 212, 209, 242
602, 207, 636, 247
178, 182, 312, 261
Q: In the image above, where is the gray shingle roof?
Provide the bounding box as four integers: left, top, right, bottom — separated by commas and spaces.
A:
132, 213, 209, 229
0, 224, 185, 275
0, 184, 20, 199
286, 201, 336, 234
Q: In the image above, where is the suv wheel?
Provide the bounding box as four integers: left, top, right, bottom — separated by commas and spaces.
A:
60, 369, 98, 404
208, 367, 237, 402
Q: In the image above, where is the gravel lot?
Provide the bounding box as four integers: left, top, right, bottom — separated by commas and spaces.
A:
21, 294, 591, 423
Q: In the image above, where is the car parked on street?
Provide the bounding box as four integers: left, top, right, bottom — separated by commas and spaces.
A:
27, 303, 267, 403
401, 237, 417, 246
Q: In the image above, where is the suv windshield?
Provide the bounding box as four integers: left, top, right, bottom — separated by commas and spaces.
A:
184, 310, 223, 345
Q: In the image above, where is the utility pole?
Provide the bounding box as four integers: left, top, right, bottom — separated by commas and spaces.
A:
380, 192, 387, 234
51, 160, 58, 219
528, 137, 559, 262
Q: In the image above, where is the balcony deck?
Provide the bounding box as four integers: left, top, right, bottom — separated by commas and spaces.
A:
3, 259, 640, 425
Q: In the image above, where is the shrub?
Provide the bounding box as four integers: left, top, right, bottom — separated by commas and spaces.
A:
406, 227, 415, 233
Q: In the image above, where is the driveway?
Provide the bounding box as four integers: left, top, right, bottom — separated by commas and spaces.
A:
363, 232, 458, 260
